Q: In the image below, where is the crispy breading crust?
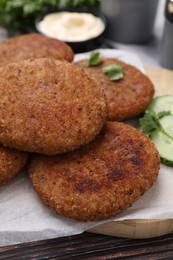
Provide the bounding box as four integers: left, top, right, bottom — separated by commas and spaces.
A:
0, 145, 28, 186
75, 58, 154, 121
29, 122, 160, 221
0, 33, 74, 66
0, 58, 107, 155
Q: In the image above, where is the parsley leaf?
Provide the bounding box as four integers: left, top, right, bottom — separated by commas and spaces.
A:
140, 110, 171, 136
102, 64, 124, 81
86, 52, 102, 67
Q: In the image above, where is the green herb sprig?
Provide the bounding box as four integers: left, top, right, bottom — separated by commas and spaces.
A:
86, 52, 102, 67
140, 110, 171, 137
102, 63, 124, 81
86, 52, 124, 81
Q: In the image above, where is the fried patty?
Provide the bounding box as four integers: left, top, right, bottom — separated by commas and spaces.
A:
0, 58, 107, 155
0, 145, 28, 186
0, 33, 74, 66
29, 121, 160, 221
75, 58, 154, 121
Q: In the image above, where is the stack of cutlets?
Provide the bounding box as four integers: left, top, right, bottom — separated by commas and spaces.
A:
0, 33, 160, 221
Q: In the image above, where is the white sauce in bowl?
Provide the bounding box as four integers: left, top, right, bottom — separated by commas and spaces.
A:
37, 12, 105, 42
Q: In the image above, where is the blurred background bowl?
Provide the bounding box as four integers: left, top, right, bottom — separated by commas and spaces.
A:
36, 7, 107, 53
99, 0, 159, 44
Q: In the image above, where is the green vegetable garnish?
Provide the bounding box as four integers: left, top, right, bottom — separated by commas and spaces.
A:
86, 52, 102, 67
140, 96, 173, 167
102, 64, 124, 81
0, 0, 99, 32
140, 110, 171, 137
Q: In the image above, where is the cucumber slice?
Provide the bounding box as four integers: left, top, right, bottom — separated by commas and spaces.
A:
142, 95, 173, 166
148, 95, 173, 115
160, 115, 173, 138
151, 130, 173, 166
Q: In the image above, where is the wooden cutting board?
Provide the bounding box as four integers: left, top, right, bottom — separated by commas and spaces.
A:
145, 67, 173, 97
88, 67, 173, 239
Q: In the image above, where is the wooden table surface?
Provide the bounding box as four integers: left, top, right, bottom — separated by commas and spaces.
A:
1, 231, 173, 259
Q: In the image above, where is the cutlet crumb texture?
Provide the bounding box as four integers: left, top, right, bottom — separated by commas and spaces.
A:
29, 122, 160, 221
0, 145, 28, 186
75, 58, 154, 121
0, 58, 107, 155
0, 33, 74, 67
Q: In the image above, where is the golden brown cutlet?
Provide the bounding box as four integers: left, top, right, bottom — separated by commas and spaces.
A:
0, 33, 74, 66
0, 145, 28, 186
0, 58, 107, 155
75, 58, 154, 121
29, 121, 160, 221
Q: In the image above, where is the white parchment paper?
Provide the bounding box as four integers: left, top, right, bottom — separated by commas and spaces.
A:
0, 49, 172, 247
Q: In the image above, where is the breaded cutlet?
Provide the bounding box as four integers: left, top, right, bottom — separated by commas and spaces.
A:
0, 145, 28, 186
29, 121, 160, 221
75, 58, 154, 121
0, 58, 107, 155
0, 33, 74, 66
